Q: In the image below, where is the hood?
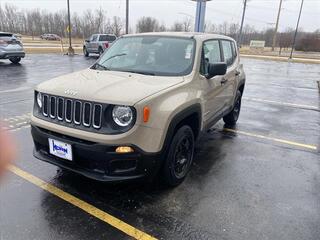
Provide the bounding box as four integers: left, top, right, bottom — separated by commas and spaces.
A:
36, 69, 184, 105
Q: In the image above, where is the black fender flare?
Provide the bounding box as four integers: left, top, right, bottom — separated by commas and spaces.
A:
160, 103, 202, 155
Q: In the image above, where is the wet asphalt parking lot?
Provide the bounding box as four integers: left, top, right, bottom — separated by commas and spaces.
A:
0, 54, 319, 240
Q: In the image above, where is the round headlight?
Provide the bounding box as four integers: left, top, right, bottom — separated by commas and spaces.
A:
37, 92, 42, 108
112, 106, 133, 127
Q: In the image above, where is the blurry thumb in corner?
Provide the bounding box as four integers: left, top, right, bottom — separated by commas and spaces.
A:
0, 123, 16, 181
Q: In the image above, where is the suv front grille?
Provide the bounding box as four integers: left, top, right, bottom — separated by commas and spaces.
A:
40, 94, 103, 129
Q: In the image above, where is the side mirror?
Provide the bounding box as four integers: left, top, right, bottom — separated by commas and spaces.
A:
85, 39, 90, 43
206, 62, 227, 79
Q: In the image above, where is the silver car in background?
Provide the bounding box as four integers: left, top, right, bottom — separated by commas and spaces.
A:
0, 32, 25, 64
83, 34, 117, 57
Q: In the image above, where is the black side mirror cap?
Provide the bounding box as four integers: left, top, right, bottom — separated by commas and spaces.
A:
85, 39, 90, 43
206, 62, 227, 79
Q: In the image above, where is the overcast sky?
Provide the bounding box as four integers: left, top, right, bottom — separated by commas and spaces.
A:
1, 0, 319, 32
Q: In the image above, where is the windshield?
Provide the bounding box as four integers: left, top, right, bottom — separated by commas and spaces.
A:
94, 36, 195, 76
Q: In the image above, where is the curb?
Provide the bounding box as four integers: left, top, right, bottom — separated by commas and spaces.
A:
240, 54, 320, 64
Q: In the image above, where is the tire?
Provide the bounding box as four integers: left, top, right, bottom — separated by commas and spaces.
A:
9, 57, 21, 64
223, 90, 242, 125
162, 125, 195, 187
83, 47, 89, 57
98, 47, 104, 56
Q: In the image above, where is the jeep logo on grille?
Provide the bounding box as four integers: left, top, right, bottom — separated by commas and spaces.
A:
64, 89, 78, 96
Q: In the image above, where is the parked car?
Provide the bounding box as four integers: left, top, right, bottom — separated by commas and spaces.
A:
31, 32, 245, 186
0, 32, 25, 64
40, 34, 61, 41
83, 34, 117, 56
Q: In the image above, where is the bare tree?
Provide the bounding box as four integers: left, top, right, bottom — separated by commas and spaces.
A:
182, 17, 192, 32
0, 2, 318, 52
136, 17, 159, 33
171, 22, 184, 32
111, 16, 123, 36
94, 7, 105, 33
158, 23, 167, 32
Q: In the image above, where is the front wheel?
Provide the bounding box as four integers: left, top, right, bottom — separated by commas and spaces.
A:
162, 125, 195, 187
83, 47, 89, 57
9, 57, 21, 64
223, 90, 242, 125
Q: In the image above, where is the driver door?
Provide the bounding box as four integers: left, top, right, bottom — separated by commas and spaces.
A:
199, 39, 228, 129
87, 35, 97, 52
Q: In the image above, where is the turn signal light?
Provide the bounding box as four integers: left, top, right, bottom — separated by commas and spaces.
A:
115, 146, 134, 153
143, 106, 150, 123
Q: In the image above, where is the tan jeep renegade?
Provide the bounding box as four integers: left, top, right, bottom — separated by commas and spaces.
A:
31, 32, 245, 186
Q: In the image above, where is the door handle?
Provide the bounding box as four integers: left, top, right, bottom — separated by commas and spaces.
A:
220, 78, 228, 85
235, 70, 241, 76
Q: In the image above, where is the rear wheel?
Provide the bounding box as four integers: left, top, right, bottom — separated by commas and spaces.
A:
162, 125, 195, 187
83, 47, 89, 57
223, 90, 242, 125
9, 57, 21, 64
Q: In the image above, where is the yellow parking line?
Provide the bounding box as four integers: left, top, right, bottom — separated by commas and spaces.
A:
8, 165, 157, 240
243, 97, 319, 111
223, 128, 317, 151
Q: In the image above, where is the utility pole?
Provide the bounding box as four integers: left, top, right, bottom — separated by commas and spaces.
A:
238, 0, 248, 46
289, 0, 304, 59
192, 0, 211, 32
67, 0, 74, 55
272, 0, 283, 51
125, 0, 129, 34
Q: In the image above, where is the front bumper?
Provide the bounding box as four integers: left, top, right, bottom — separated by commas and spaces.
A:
31, 125, 163, 182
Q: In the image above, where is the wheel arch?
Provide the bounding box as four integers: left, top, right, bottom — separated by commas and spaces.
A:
161, 103, 202, 154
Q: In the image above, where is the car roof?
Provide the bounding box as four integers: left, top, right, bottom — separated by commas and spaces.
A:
123, 32, 235, 42
0, 32, 13, 35
93, 33, 116, 36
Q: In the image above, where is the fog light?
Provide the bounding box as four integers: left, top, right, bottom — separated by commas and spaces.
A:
115, 146, 134, 153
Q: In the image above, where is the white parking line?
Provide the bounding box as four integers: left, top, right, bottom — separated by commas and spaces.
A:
243, 97, 319, 111
223, 128, 317, 151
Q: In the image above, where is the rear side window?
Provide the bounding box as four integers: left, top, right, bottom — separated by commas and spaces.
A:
99, 35, 116, 42
231, 41, 237, 58
221, 40, 234, 66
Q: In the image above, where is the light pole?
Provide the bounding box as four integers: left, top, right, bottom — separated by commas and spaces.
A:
289, 0, 304, 59
67, 0, 74, 55
272, 0, 283, 51
192, 0, 211, 32
125, 0, 129, 34
238, 0, 248, 46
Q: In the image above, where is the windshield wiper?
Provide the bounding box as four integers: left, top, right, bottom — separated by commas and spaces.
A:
92, 53, 127, 71
92, 62, 109, 70
100, 53, 127, 65
123, 70, 155, 76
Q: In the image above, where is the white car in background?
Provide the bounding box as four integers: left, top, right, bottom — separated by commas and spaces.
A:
0, 32, 25, 64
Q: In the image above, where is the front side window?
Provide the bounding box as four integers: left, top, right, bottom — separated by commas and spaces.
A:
94, 36, 195, 76
91, 35, 98, 42
221, 40, 234, 66
201, 40, 221, 75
